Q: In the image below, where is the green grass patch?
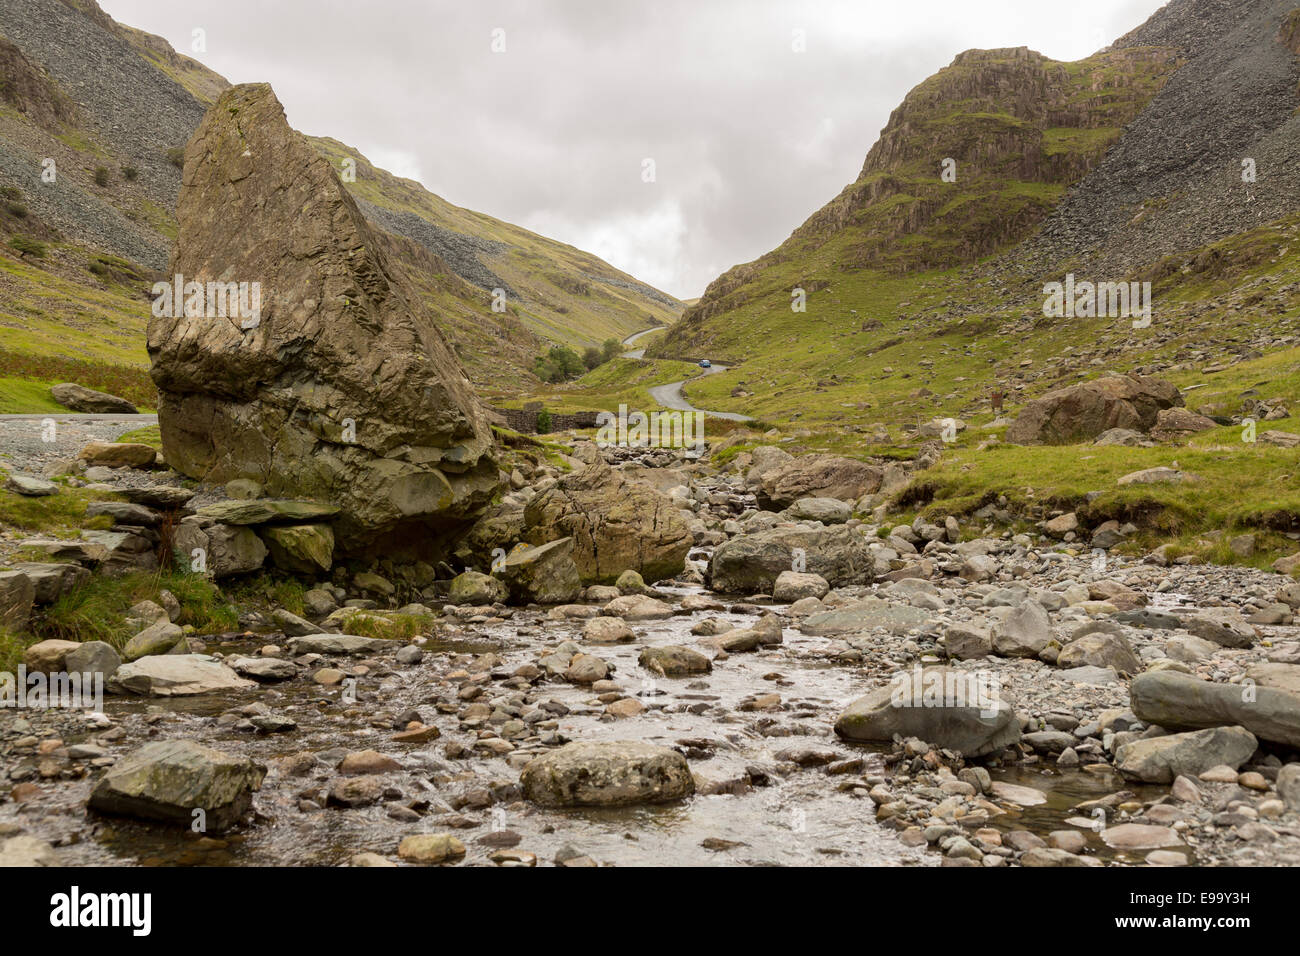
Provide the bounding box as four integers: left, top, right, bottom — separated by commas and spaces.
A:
34, 570, 238, 650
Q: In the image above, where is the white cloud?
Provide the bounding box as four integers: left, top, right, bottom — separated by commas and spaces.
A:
100, 0, 1172, 299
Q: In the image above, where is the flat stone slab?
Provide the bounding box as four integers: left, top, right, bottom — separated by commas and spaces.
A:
110, 655, 257, 697
196, 499, 340, 525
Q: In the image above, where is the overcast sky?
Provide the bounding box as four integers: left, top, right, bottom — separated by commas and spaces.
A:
102, 0, 1169, 299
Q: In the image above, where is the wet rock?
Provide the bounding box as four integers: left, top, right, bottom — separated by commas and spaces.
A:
602, 594, 674, 620
564, 653, 609, 684
1115, 726, 1258, 783
639, 645, 712, 677
339, 750, 402, 775
398, 834, 466, 864
88, 740, 265, 831
0, 835, 59, 866
231, 657, 297, 682
286, 634, 389, 656
520, 740, 695, 807
327, 776, 385, 808
1101, 824, 1182, 850
833, 667, 1020, 757
1020, 847, 1103, 867
615, 569, 647, 593
583, 616, 636, 644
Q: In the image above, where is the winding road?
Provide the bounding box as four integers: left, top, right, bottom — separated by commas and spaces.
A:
620, 328, 753, 422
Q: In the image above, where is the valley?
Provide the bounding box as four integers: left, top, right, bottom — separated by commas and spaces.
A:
0, 0, 1298, 887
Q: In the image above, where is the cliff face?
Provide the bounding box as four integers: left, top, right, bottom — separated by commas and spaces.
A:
148, 84, 500, 557
664, 43, 1177, 339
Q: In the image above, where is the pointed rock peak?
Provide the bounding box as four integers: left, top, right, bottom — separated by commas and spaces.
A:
148, 82, 500, 557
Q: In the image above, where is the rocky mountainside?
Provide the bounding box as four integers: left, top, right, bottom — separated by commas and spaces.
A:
665, 42, 1178, 331
0, 0, 679, 391
1019, 0, 1300, 275
648, 0, 1300, 436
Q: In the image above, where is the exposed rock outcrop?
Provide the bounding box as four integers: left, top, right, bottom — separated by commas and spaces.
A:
148, 83, 499, 557
1005, 374, 1183, 445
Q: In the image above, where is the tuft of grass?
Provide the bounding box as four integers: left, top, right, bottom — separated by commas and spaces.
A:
35, 570, 238, 649
0, 481, 117, 534
332, 608, 432, 641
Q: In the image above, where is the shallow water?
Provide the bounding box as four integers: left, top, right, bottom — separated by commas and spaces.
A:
4, 569, 1190, 867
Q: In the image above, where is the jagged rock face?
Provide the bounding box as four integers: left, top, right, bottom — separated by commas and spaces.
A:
148, 84, 500, 556
1005, 374, 1183, 445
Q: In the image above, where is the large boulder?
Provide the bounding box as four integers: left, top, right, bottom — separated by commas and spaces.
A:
519, 740, 694, 807
834, 667, 1020, 757
447, 570, 507, 606
758, 454, 882, 509
706, 525, 874, 593
498, 538, 582, 605
174, 520, 266, 578
50, 383, 138, 414
1130, 671, 1300, 749
1005, 374, 1183, 445
523, 459, 690, 584
147, 83, 499, 557
88, 740, 266, 831
1115, 726, 1258, 784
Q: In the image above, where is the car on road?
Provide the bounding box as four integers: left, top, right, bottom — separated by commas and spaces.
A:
698, 359, 712, 368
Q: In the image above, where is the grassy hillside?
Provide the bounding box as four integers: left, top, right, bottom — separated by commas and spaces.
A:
0, 0, 681, 412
